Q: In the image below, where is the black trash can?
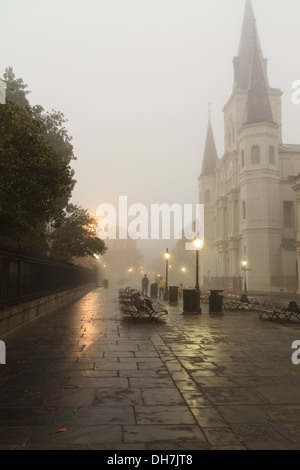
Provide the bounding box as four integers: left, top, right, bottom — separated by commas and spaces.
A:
169, 286, 178, 306
150, 283, 158, 299
183, 289, 201, 314
209, 290, 223, 315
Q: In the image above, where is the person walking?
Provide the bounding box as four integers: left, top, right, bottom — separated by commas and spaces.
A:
158, 276, 166, 300
141, 274, 149, 296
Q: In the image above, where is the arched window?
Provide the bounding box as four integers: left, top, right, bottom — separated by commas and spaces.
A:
241, 150, 245, 167
251, 146, 260, 164
242, 201, 246, 220
269, 146, 275, 165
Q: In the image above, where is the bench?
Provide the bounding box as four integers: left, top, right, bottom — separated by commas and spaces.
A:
119, 288, 168, 322
223, 294, 257, 311
118, 287, 141, 307
256, 301, 300, 322
200, 292, 260, 312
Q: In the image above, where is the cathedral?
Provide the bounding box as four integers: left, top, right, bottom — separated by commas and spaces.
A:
198, 0, 300, 293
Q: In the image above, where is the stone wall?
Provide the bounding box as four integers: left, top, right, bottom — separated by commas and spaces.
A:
0, 283, 96, 338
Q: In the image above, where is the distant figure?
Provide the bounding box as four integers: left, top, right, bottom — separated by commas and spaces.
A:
158, 277, 166, 300
141, 274, 149, 296
179, 283, 183, 298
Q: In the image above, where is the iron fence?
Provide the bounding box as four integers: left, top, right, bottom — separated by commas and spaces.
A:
0, 246, 96, 308
203, 276, 242, 292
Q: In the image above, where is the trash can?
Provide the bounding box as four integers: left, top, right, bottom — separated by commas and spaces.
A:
183, 289, 201, 314
209, 290, 223, 315
103, 279, 109, 289
150, 283, 158, 299
169, 286, 178, 306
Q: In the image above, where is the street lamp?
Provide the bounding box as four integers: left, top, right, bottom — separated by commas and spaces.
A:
164, 248, 170, 301
193, 238, 204, 292
241, 259, 248, 295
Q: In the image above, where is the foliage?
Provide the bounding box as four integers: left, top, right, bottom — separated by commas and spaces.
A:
0, 102, 73, 243
1, 66, 106, 261
49, 204, 107, 262
3, 66, 31, 109
32, 105, 76, 210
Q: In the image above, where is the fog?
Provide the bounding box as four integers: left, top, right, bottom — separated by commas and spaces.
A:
2, 0, 300, 266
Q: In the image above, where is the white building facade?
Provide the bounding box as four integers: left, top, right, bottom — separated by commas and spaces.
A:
199, 0, 300, 293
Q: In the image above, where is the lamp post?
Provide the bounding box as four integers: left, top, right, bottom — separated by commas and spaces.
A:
193, 238, 203, 314
241, 260, 248, 295
164, 248, 170, 301
194, 238, 203, 290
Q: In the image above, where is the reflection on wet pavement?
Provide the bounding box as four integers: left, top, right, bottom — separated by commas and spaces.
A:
1, 287, 300, 450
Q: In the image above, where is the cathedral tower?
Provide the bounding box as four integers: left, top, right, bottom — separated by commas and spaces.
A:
198, 114, 218, 283
199, 0, 299, 293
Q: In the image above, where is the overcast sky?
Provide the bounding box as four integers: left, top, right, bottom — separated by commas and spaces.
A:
2, 0, 300, 261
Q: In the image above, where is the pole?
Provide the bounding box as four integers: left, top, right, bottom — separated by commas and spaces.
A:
165, 256, 169, 301
244, 269, 247, 295
195, 248, 201, 314
195, 249, 199, 291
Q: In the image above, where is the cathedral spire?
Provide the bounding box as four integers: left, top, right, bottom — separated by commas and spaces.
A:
233, 0, 269, 90
244, 24, 274, 124
201, 117, 218, 176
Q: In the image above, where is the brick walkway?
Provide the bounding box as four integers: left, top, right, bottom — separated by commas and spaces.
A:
1, 287, 300, 450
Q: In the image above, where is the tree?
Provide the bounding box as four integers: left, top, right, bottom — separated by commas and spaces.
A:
3, 67, 77, 211
49, 204, 107, 262
32, 105, 76, 211
1, 67, 107, 261
3, 67, 31, 109
0, 102, 73, 244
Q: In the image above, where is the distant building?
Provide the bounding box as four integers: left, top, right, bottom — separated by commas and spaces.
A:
198, 0, 300, 293
0, 79, 6, 104
100, 228, 143, 289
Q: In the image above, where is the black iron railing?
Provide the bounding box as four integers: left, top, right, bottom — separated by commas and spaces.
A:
0, 246, 96, 308
203, 276, 242, 292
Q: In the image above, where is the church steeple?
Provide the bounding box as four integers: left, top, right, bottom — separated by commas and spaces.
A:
201, 117, 218, 176
233, 0, 269, 90
244, 28, 274, 124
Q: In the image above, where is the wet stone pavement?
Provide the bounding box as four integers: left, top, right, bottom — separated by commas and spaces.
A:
1, 287, 300, 450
